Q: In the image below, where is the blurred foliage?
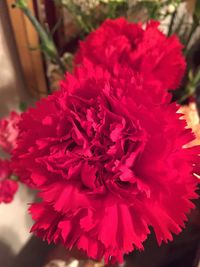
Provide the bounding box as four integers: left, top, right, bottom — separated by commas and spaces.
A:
55, 0, 128, 34
128, 0, 181, 21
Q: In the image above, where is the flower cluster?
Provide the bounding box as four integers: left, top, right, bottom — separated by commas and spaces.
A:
62, 0, 101, 15
0, 159, 18, 204
62, 0, 125, 14
0, 112, 20, 204
12, 19, 199, 263
0, 111, 20, 154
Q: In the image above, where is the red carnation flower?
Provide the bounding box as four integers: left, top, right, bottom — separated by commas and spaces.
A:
0, 159, 18, 204
0, 111, 20, 154
75, 18, 185, 91
13, 62, 199, 263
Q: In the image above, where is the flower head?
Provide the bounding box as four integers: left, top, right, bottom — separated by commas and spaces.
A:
75, 18, 186, 91
179, 103, 200, 148
0, 111, 20, 154
12, 60, 199, 263
0, 159, 18, 204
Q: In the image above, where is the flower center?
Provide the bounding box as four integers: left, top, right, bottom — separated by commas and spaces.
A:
64, 95, 147, 192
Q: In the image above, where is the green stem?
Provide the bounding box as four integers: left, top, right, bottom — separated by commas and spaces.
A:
174, 14, 185, 36
184, 22, 199, 52
14, 0, 66, 73
61, 2, 92, 34
179, 69, 200, 103
178, 86, 195, 103
76, 15, 92, 33
168, 9, 177, 36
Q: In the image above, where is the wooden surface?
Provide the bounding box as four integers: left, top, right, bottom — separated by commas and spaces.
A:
5, 0, 48, 97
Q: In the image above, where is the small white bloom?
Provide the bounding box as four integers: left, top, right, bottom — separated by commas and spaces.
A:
167, 4, 176, 14
62, 0, 125, 14
102, 0, 125, 2
72, 0, 100, 13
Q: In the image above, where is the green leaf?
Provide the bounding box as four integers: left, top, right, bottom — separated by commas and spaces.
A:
14, 0, 28, 9
19, 102, 27, 112
10, 174, 19, 181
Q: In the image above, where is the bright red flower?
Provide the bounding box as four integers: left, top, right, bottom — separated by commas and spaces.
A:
13, 62, 199, 263
75, 18, 186, 91
0, 111, 20, 154
0, 159, 18, 204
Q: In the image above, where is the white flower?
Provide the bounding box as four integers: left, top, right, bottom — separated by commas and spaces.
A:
71, 0, 100, 13
62, 0, 125, 14
102, 0, 125, 3
167, 4, 176, 14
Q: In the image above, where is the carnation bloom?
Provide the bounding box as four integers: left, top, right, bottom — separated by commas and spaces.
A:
0, 159, 18, 204
0, 111, 20, 154
179, 103, 200, 148
75, 18, 186, 91
13, 62, 199, 263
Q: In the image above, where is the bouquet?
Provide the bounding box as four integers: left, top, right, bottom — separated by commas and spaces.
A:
1, 0, 200, 266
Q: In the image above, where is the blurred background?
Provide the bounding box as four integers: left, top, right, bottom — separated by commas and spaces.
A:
0, 0, 200, 266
